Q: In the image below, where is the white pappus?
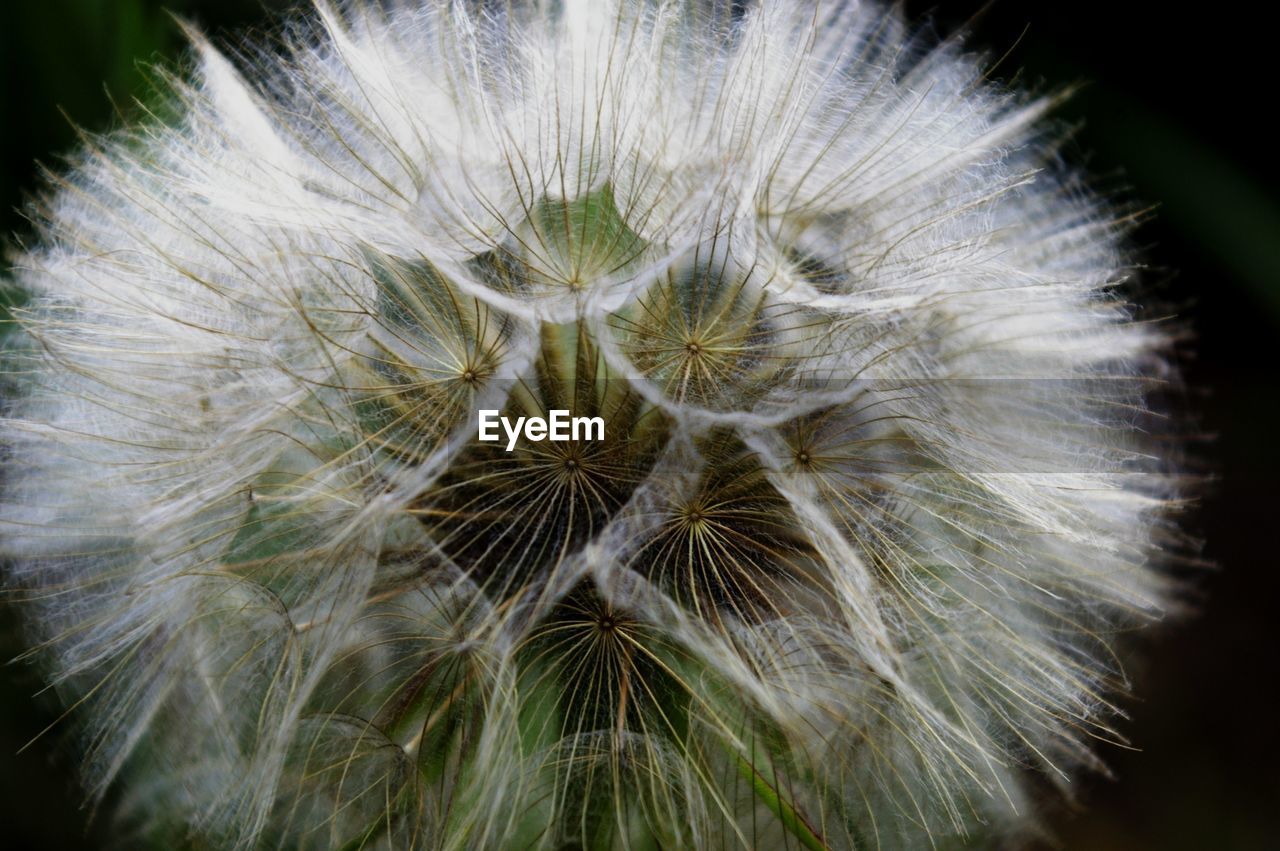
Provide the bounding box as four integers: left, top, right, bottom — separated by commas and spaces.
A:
1, 1, 1183, 849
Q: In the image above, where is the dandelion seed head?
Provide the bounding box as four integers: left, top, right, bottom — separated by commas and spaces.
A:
3, 1, 1180, 848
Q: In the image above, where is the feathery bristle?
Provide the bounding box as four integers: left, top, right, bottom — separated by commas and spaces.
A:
2, 1, 1179, 848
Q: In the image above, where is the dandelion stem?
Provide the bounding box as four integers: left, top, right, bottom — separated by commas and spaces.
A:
736, 753, 833, 851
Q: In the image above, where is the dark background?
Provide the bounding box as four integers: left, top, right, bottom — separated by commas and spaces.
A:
2, 2, 1276, 848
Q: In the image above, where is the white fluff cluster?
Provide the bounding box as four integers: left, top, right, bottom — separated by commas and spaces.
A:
2, 1, 1177, 848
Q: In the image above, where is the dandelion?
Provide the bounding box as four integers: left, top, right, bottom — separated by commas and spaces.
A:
2, 1, 1181, 848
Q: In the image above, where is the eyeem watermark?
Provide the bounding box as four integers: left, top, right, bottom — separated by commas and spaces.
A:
478, 409, 605, 451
